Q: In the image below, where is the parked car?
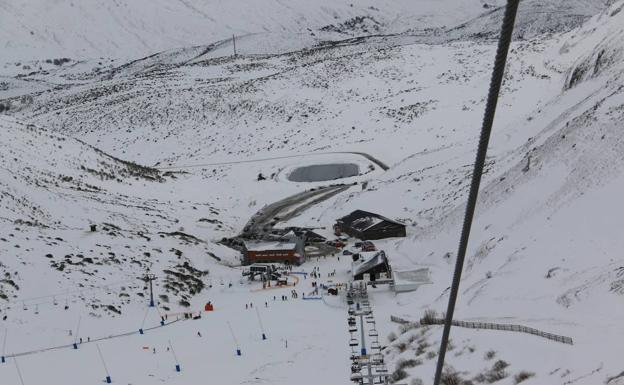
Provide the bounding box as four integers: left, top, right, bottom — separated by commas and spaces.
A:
342, 249, 353, 256
354, 242, 362, 248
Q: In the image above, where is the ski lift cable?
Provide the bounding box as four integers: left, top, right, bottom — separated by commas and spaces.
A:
13, 356, 26, 385
432, 1, 520, 385
140, 306, 151, 329
3, 278, 135, 306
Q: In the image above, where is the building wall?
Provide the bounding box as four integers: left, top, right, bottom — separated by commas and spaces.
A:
246, 250, 299, 264
353, 264, 390, 281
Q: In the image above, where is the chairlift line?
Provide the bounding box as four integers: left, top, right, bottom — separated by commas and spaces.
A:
13, 356, 26, 385
4, 278, 135, 308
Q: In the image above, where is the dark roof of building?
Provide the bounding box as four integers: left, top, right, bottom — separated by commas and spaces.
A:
337, 210, 404, 230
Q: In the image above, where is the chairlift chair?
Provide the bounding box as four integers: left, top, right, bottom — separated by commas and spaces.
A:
371, 357, 384, 365
349, 338, 359, 347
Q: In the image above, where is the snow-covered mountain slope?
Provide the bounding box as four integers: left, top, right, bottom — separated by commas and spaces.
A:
444, 0, 611, 40
0, 115, 249, 312
282, 3, 624, 384
1, 0, 609, 62
3, 32, 560, 167
0, 0, 507, 61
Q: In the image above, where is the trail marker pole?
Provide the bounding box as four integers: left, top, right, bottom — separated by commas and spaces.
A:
432, 1, 520, 385
168, 340, 181, 372
2, 328, 7, 363
255, 308, 267, 340
73, 316, 81, 349
13, 356, 25, 385
227, 321, 241, 356
96, 344, 112, 383
233, 34, 237, 57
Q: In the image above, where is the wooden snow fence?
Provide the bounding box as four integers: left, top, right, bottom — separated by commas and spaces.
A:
390, 315, 573, 345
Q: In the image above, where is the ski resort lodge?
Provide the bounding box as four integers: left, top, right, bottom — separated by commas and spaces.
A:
243, 241, 304, 265
334, 210, 406, 240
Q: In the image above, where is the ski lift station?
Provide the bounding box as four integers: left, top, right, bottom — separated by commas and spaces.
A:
350, 249, 431, 292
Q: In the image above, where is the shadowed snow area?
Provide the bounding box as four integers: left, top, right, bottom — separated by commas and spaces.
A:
287, 163, 359, 182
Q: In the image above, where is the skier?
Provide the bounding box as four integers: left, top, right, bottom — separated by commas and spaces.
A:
197, 331, 202, 337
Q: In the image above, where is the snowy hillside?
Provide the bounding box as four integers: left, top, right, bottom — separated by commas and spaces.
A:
1, 0, 609, 62
2, 0, 624, 385
284, 3, 624, 384
0, 0, 507, 61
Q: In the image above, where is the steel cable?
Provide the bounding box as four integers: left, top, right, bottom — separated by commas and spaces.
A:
432, 1, 520, 384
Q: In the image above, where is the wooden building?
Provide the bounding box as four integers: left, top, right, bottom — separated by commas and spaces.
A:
334, 210, 406, 240
243, 240, 304, 265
